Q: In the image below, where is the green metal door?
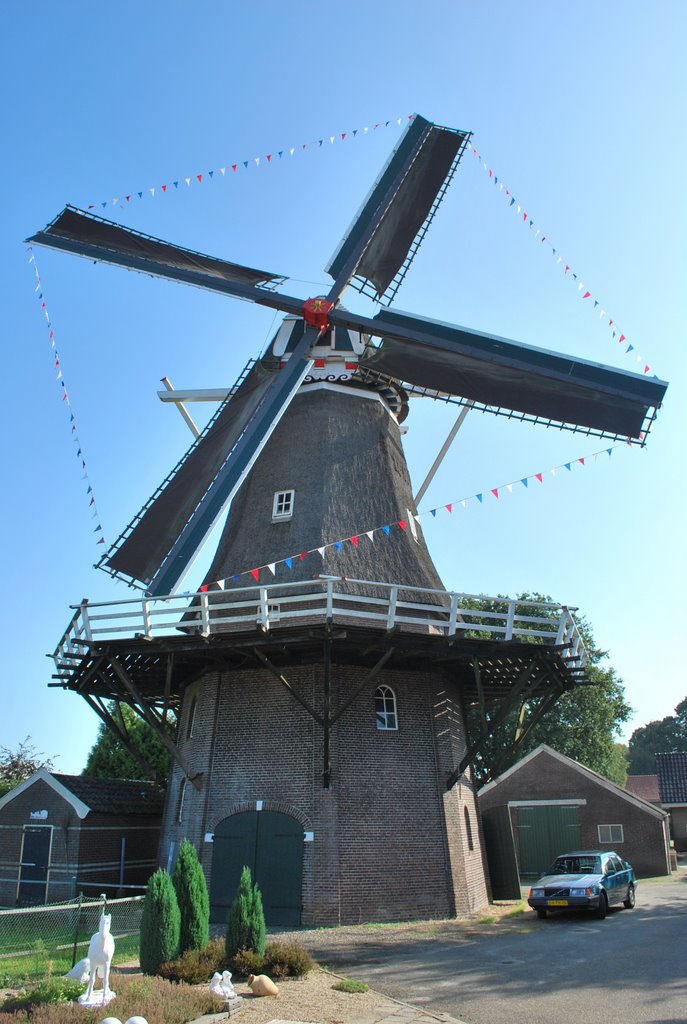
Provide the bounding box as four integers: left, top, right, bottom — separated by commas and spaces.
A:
210, 811, 303, 927
516, 805, 581, 878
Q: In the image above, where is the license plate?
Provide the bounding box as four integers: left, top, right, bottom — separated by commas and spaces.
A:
547, 899, 568, 906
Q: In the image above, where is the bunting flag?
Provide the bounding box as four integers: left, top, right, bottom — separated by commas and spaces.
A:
205, 440, 629, 589
84, 115, 411, 214
470, 144, 658, 378
28, 248, 106, 549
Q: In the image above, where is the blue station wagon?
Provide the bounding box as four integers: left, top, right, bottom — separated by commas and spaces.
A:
527, 850, 637, 920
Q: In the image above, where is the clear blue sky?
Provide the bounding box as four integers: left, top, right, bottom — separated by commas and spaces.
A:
2, 1, 685, 774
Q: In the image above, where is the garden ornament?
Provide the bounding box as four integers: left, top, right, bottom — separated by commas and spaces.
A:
77, 913, 116, 1006
247, 973, 279, 996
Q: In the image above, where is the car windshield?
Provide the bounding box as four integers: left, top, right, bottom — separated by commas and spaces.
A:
547, 855, 601, 875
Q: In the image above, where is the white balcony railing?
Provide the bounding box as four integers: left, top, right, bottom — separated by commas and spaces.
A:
52, 577, 588, 679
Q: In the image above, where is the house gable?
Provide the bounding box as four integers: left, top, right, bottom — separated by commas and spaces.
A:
0, 768, 90, 819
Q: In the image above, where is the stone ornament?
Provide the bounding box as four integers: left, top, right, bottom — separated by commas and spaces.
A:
209, 971, 236, 999
247, 973, 279, 996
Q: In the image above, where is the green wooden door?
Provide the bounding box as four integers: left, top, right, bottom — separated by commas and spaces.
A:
516, 805, 581, 878
18, 826, 52, 905
210, 811, 303, 927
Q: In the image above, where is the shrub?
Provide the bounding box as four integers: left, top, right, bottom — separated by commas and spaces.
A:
0, 973, 221, 1024
158, 937, 225, 984
264, 941, 314, 978
332, 977, 369, 993
0, 978, 84, 1012
139, 868, 181, 975
229, 947, 266, 978
172, 839, 210, 953
225, 866, 266, 960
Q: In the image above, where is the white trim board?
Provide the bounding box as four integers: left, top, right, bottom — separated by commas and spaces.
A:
479, 743, 668, 821
0, 768, 90, 819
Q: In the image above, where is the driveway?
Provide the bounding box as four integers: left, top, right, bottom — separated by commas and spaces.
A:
281, 871, 687, 1024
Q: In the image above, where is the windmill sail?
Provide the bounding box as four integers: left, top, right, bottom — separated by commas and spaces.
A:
326, 116, 470, 302
105, 359, 281, 585
327, 307, 667, 440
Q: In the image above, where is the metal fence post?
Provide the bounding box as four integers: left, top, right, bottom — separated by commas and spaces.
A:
71, 891, 83, 968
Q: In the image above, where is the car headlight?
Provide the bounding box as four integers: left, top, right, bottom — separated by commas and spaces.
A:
530, 888, 544, 898
569, 888, 588, 897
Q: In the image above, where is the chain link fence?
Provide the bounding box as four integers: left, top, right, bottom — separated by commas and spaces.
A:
0, 893, 143, 984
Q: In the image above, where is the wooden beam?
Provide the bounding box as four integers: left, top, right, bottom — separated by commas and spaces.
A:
80, 692, 161, 783
110, 656, 202, 788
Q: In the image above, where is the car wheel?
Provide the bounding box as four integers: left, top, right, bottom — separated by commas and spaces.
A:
595, 893, 608, 920
623, 884, 636, 909
536, 908, 547, 920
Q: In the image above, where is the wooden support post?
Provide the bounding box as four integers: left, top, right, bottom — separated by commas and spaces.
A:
110, 656, 202, 788
323, 635, 332, 789
330, 648, 395, 724
251, 648, 325, 727
446, 659, 546, 789
81, 692, 161, 783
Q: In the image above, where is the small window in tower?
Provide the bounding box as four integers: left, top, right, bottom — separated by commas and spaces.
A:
375, 685, 398, 731
272, 489, 295, 521
464, 806, 474, 851
176, 779, 187, 823
186, 695, 198, 740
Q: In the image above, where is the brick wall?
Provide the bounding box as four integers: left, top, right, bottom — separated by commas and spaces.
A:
479, 747, 671, 877
159, 661, 490, 924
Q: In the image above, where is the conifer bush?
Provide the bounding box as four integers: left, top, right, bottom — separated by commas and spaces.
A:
225, 865, 266, 960
172, 838, 210, 952
140, 868, 181, 975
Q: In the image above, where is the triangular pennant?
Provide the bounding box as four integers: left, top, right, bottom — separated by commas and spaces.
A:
250, 568, 259, 581
335, 541, 342, 551
430, 509, 437, 517
299, 552, 307, 560
197, 174, 203, 182
285, 557, 293, 569
317, 547, 325, 558
521, 478, 529, 487
383, 525, 390, 536
350, 536, 359, 547
476, 493, 483, 503
366, 531, 374, 543
491, 488, 499, 498
397, 519, 407, 531
535, 472, 543, 483
267, 563, 276, 575
446, 503, 452, 513
579, 457, 585, 466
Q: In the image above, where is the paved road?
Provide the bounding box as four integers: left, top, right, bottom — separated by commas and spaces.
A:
305, 874, 687, 1024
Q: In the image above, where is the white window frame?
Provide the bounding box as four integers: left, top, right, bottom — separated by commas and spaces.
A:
598, 823, 624, 844
375, 685, 398, 731
272, 489, 295, 521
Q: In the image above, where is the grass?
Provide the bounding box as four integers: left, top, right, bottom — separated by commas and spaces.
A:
331, 977, 369, 993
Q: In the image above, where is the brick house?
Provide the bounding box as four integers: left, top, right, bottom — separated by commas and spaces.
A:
0, 770, 163, 906
478, 744, 671, 894
655, 752, 687, 852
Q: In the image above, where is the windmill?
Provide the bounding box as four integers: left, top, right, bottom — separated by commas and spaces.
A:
34, 115, 668, 924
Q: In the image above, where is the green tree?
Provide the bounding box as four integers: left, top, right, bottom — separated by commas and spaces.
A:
172, 839, 210, 953
0, 737, 55, 798
465, 595, 632, 786
139, 869, 181, 974
628, 695, 687, 774
225, 866, 266, 960
82, 702, 172, 782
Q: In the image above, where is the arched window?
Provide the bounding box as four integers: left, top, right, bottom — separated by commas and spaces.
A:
464, 806, 474, 851
375, 685, 398, 731
186, 695, 198, 739
176, 778, 187, 823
